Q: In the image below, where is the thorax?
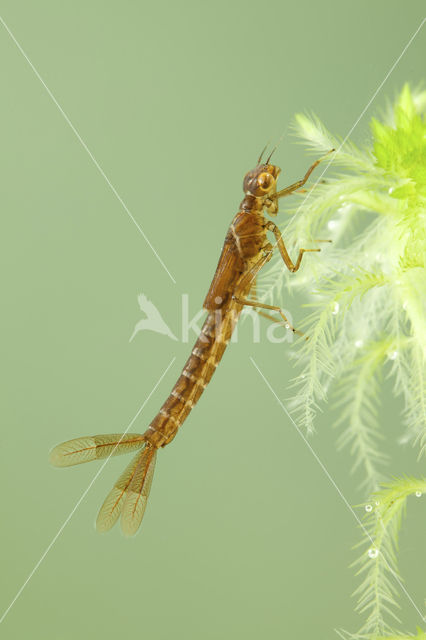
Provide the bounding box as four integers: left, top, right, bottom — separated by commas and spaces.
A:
231, 195, 268, 260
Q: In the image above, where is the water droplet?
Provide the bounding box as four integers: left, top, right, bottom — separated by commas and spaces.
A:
332, 302, 340, 315
388, 187, 394, 194
403, 300, 408, 311
415, 491, 422, 498
355, 339, 363, 348
368, 548, 379, 559
375, 501, 380, 506
365, 504, 373, 512
388, 351, 398, 360
327, 219, 338, 230
285, 323, 290, 330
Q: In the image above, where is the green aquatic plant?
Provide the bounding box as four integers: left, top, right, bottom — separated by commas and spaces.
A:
259, 84, 426, 492
346, 477, 426, 639
258, 85, 426, 638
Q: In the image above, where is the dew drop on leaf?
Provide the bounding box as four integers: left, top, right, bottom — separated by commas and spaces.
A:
388, 351, 398, 360
355, 339, 363, 348
415, 491, 422, 498
328, 219, 338, 230
368, 548, 379, 559
332, 302, 340, 315
365, 504, 373, 512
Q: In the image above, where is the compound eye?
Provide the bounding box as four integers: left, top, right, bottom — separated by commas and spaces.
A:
257, 172, 273, 191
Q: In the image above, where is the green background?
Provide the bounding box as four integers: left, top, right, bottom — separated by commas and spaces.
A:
0, 2, 424, 638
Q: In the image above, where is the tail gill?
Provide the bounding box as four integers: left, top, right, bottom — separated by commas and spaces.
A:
49, 303, 241, 535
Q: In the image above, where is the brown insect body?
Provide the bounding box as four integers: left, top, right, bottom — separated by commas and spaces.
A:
50, 151, 333, 535
144, 163, 280, 449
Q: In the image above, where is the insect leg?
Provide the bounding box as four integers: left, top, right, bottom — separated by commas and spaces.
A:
252, 307, 298, 334
294, 179, 327, 195
241, 276, 295, 330
265, 221, 320, 273
273, 149, 335, 200
251, 276, 257, 301
244, 281, 292, 328
256, 310, 285, 325
232, 295, 304, 337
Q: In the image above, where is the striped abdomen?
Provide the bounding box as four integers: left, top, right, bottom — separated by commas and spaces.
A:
143, 302, 241, 448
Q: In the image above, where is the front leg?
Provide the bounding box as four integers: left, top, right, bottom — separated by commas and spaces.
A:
270, 149, 335, 203
265, 221, 320, 273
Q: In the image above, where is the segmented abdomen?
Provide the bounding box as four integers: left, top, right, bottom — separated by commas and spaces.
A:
143, 303, 241, 448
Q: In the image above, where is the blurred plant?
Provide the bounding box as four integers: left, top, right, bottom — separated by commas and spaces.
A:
258, 85, 426, 638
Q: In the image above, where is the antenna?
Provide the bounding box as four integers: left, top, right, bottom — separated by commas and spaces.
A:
257, 143, 269, 164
